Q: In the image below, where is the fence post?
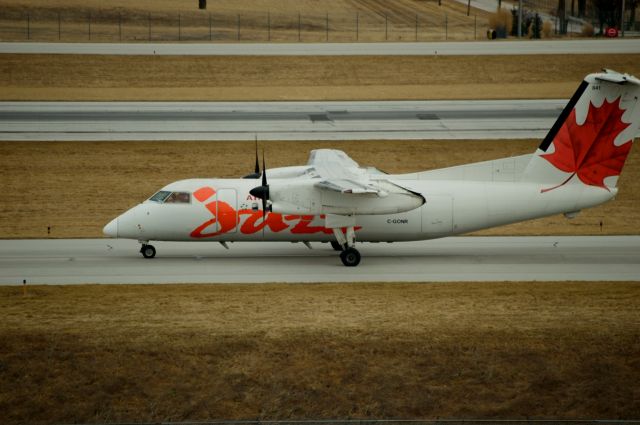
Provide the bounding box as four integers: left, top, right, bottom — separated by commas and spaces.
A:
445, 13, 448, 40
209, 12, 212, 41
385, 14, 388, 40
621, 0, 626, 37
467, 0, 471, 16
298, 12, 301, 42
178, 13, 181, 41
326, 12, 329, 41
58, 11, 61, 40
356, 12, 358, 41
118, 12, 122, 41
268, 11, 270, 41
237, 14, 240, 40
88, 11, 91, 40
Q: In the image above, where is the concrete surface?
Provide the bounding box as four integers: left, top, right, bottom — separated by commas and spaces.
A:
0, 99, 566, 141
1, 39, 639, 55
1, 236, 638, 284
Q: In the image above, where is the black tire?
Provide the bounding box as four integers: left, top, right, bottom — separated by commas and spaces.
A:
141, 244, 156, 259
340, 247, 361, 267
330, 241, 343, 251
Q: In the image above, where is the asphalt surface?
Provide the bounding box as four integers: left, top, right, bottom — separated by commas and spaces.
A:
1, 39, 639, 55
0, 100, 566, 140
1, 236, 639, 284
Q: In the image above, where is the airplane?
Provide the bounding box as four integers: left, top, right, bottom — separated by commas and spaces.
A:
103, 70, 640, 267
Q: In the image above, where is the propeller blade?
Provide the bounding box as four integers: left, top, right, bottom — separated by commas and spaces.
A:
254, 136, 260, 175
242, 137, 261, 179
261, 149, 267, 187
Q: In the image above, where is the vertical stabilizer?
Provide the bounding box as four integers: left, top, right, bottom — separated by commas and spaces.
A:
523, 70, 640, 192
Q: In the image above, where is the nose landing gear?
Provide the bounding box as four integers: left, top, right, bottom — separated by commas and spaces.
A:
140, 243, 156, 259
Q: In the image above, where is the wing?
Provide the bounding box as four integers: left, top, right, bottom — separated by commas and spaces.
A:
307, 149, 387, 196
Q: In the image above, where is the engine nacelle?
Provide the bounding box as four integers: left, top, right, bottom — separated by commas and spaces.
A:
268, 179, 425, 216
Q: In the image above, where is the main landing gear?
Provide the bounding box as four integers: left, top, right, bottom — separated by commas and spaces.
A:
340, 247, 361, 267
331, 223, 360, 267
330, 241, 343, 251
140, 243, 156, 259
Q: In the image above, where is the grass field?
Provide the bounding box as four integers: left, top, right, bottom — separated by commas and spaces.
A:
1, 282, 639, 423
1, 139, 638, 239
2, 53, 640, 101
0, 0, 488, 42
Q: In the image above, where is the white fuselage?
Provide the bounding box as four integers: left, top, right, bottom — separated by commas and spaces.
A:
110, 165, 615, 244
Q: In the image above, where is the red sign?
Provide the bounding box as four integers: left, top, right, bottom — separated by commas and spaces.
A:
605, 27, 619, 37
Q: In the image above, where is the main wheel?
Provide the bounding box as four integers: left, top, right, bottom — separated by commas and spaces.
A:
340, 247, 361, 267
330, 241, 343, 251
141, 244, 156, 259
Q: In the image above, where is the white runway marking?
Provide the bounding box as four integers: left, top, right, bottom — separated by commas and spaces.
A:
1, 40, 639, 56
1, 236, 639, 284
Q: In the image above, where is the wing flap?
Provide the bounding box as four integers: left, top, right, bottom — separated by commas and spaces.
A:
315, 179, 385, 196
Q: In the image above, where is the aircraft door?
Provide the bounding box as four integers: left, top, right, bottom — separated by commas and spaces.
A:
215, 188, 238, 234
421, 195, 453, 236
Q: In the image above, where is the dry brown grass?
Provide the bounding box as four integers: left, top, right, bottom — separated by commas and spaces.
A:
1, 282, 639, 423
1, 139, 638, 239
2, 53, 640, 101
0, 0, 488, 42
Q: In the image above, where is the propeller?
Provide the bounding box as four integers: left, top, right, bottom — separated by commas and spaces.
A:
242, 136, 261, 179
249, 150, 270, 218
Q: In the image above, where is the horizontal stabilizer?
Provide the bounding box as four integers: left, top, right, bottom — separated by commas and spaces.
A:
596, 70, 640, 86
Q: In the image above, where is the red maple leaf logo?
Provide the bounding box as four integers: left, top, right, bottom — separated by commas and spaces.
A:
541, 97, 632, 192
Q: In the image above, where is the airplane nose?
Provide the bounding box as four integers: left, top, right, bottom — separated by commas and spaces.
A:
103, 217, 118, 238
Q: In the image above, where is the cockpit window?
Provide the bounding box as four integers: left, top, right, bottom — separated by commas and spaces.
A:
149, 191, 191, 204
149, 191, 171, 203
164, 192, 191, 204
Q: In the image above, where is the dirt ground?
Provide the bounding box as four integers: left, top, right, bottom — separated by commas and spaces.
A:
0, 282, 639, 423
2, 53, 639, 101
0, 139, 638, 239
0, 0, 488, 42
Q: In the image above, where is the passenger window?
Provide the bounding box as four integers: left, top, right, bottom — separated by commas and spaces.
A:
164, 192, 191, 204
149, 191, 171, 203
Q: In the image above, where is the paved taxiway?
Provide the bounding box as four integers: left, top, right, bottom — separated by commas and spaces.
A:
2, 39, 639, 56
1, 236, 638, 284
0, 99, 565, 140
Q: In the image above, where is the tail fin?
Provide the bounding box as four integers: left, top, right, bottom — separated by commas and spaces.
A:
523, 70, 640, 192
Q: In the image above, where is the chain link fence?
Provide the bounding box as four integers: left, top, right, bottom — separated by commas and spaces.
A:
0, 8, 484, 42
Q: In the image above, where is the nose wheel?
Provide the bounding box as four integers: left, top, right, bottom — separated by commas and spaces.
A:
140, 244, 156, 259
340, 247, 361, 267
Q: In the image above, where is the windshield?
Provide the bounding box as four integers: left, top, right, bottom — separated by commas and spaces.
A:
149, 191, 171, 203
148, 191, 191, 204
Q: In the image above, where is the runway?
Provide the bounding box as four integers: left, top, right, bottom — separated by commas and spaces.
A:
1, 236, 639, 284
2, 39, 639, 56
0, 99, 565, 141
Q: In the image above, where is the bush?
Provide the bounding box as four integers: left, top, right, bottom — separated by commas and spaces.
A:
581, 22, 594, 37
542, 20, 553, 38
488, 8, 512, 38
